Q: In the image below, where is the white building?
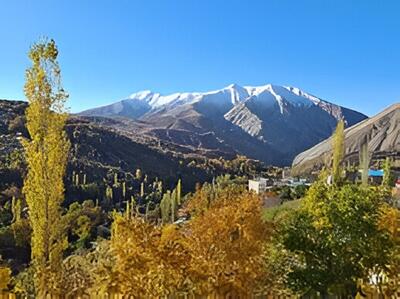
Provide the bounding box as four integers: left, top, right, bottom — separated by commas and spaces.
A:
249, 178, 270, 194
282, 167, 291, 179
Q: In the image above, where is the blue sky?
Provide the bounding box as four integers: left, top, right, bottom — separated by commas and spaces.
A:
0, 0, 399, 115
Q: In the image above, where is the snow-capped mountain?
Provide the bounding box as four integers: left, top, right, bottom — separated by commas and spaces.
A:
80, 83, 341, 118
79, 84, 367, 165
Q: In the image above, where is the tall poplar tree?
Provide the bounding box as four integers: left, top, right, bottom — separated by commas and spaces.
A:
382, 157, 393, 187
160, 191, 171, 224
176, 179, 182, 204
23, 39, 70, 297
359, 136, 370, 186
332, 120, 345, 185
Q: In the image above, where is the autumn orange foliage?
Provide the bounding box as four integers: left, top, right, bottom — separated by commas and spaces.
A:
378, 205, 400, 293
186, 186, 271, 296
111, 215, 189, 297
109, 184, 271, 297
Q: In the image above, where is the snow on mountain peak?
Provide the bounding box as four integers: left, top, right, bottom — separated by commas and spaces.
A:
227, 83, 240, 89
284, 86, 322, 105
224, 83, 249, 105
124, 84, 327, 113
129, 90, 154, 100
243, 84, 272, 96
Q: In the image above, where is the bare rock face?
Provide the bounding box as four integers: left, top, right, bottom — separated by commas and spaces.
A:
292, 103, 400, 174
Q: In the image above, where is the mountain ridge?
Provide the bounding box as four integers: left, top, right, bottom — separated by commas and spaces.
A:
78, 83, 368, 165
292, 103, 400, 174
79, 83, 358, 119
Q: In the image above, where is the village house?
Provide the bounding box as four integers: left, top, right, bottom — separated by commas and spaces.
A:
275, 176, 310, 188
367, 169, 384, 184
248, 178, 273, 194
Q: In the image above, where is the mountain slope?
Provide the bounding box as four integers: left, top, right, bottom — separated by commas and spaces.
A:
0, 100, 244, 198
292, 103, 400, 174
79, 84, 367, 165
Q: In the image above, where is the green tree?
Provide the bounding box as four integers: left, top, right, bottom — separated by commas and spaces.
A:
63, 200, 104, 252
22, 39, 70, 296
294, 184, 308, 199
279, 179, 393, 297
382, 157, 394, 187
280, 186, 293, 201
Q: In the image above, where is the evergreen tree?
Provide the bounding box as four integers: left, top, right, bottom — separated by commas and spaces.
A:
23, 39, 70, 296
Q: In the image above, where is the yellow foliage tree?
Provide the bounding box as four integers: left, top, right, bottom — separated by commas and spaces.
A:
23, 39, 70, 297
186, 186, 271, 296
0, 267, 11, 292
177, 179, 182, 204
87, 240, 119, 295
332, 120, 345, 185
103, 182, 271, 297
185, 181, 246, 217
378, 205, 400, 294
61, 255, 94, 298
110, 214, 189, 297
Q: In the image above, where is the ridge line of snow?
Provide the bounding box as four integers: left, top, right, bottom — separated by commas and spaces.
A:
267, 85, 285, 114
85, 83, 339, 114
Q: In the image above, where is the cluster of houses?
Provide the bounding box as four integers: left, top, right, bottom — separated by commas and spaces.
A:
248, 175, 310, 194
249, 168, 400, 195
